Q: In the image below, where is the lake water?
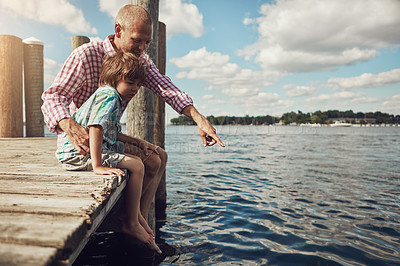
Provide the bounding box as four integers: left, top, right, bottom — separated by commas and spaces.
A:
68, 125, 400, 265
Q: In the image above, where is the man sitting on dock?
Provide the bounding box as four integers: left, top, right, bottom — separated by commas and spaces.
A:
41, 4, 225, 225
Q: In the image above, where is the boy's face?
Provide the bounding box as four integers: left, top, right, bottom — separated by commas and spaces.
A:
116, 79, 140, 101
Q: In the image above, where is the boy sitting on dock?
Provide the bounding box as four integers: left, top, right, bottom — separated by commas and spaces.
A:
55, 51, 161, 254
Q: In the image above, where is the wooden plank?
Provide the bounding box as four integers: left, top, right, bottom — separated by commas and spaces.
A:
0, 243, 57, 266
0, 212, 87, 248
0, 138, 128, 264
0, 193, 97, 216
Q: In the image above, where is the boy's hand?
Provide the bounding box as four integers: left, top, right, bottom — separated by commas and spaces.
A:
93, 166, 125, 176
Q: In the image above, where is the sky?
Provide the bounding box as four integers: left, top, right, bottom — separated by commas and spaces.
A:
1, 0, 399, 122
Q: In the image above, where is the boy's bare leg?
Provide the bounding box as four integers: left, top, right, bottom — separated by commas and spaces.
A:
124, 141, 168, 221
117, 155, 162, 254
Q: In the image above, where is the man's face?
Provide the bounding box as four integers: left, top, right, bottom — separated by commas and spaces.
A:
116, 21, 152, 57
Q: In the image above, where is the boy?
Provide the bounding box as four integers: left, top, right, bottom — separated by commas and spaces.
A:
56, 52, 161, 254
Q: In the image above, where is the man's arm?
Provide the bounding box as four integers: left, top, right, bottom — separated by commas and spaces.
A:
41, 52, 86, 133
182, 105, 225, 147
139, 58, 224, 147
41, 49, 91, 155
117, 132, 159, 155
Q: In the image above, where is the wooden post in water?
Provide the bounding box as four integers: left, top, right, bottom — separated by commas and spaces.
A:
155, 21, 166, 217
0, 35, 24, 138
71, 35, 90, 50
23, 37, 44, 137
127, 0, 159, 233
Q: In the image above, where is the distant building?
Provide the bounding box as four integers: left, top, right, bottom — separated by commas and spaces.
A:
328, 117, 376, 124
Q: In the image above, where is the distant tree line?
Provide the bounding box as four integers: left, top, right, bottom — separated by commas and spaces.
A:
170, 115, 279, 125
170, 110, 400, 125
280, 110, 400, 125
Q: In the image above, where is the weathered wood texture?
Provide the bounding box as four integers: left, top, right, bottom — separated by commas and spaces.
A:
0, 35, 24, 138
127, 0, 160, 234
126, 0, 159, 142
155, 21, 166, 213
23, 38, 45, 137
71, 36, 90, 51
0, 138, 127, 265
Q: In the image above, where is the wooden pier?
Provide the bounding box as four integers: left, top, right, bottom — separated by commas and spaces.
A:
0, 137, 127, 265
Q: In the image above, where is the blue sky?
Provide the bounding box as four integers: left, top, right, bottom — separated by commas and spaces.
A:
1, 0, 399, 122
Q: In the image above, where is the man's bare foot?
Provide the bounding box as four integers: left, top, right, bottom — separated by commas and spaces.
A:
139, 213, 154, 236
121, 223, 152, 245
149, 239, 162, 254
121, 223, 162, 254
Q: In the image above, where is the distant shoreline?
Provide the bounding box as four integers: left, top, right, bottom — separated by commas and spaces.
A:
170, 110, 400, 126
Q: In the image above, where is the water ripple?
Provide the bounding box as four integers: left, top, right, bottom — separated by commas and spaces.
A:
160, 126, 400, 265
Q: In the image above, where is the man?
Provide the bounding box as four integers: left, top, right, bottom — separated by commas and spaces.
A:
42, 5, 224, 222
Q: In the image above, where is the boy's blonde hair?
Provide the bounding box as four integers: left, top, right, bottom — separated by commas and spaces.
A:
99, 52, 146, 88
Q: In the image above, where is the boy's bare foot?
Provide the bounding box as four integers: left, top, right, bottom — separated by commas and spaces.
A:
121, 223, 162, 254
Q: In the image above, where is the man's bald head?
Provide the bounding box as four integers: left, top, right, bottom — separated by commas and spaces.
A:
115, 5, 152, 31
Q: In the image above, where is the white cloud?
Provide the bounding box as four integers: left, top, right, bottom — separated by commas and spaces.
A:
327, 69, 400, 90
0, 0, 97, 34
232, 97, 295, 117
159, 0, 204, 39
170, 47, 279, 87
208, 99, 225, 105
381, 94, 400, 115
284, 85, 317, 97
98, 0, 126, 18
170, 47, 288, 115
202, 94, 213, 100
305, 91, 364, 103
44, 58, 62, 87
89, 36, 104, 43
243, 17, 255, 25
239, 0, 400, 72
204, 85, 218, 91
304, 91, 380, 108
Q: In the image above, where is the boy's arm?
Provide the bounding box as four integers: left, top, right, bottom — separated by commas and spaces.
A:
89, 125, 124, 176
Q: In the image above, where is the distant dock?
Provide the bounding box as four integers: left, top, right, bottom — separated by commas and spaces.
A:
0, 137, 127, 265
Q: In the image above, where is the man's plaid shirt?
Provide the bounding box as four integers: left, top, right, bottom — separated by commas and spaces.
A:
42, 35, 193, 135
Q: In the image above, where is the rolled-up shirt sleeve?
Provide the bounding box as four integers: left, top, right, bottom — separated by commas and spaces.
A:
140, 59, 193, 114
41, 53, 86, 133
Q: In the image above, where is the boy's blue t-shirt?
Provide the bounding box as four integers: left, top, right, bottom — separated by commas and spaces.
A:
56, 85, 123, 161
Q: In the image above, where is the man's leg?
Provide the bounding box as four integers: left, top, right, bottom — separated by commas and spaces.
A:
124, 140, 168, 221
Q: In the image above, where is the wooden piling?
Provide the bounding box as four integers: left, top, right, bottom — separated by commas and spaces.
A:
0, 35, 24, 138
127, 0, 160, 232
155, 21, 167, 215
23, 37, 44, 137
71, 35, 90, 50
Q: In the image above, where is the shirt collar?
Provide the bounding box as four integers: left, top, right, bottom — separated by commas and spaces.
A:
103, 35, 117, 57
103, 85, 123, 103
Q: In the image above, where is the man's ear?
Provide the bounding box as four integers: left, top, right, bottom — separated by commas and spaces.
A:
115, 23, 122, 38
